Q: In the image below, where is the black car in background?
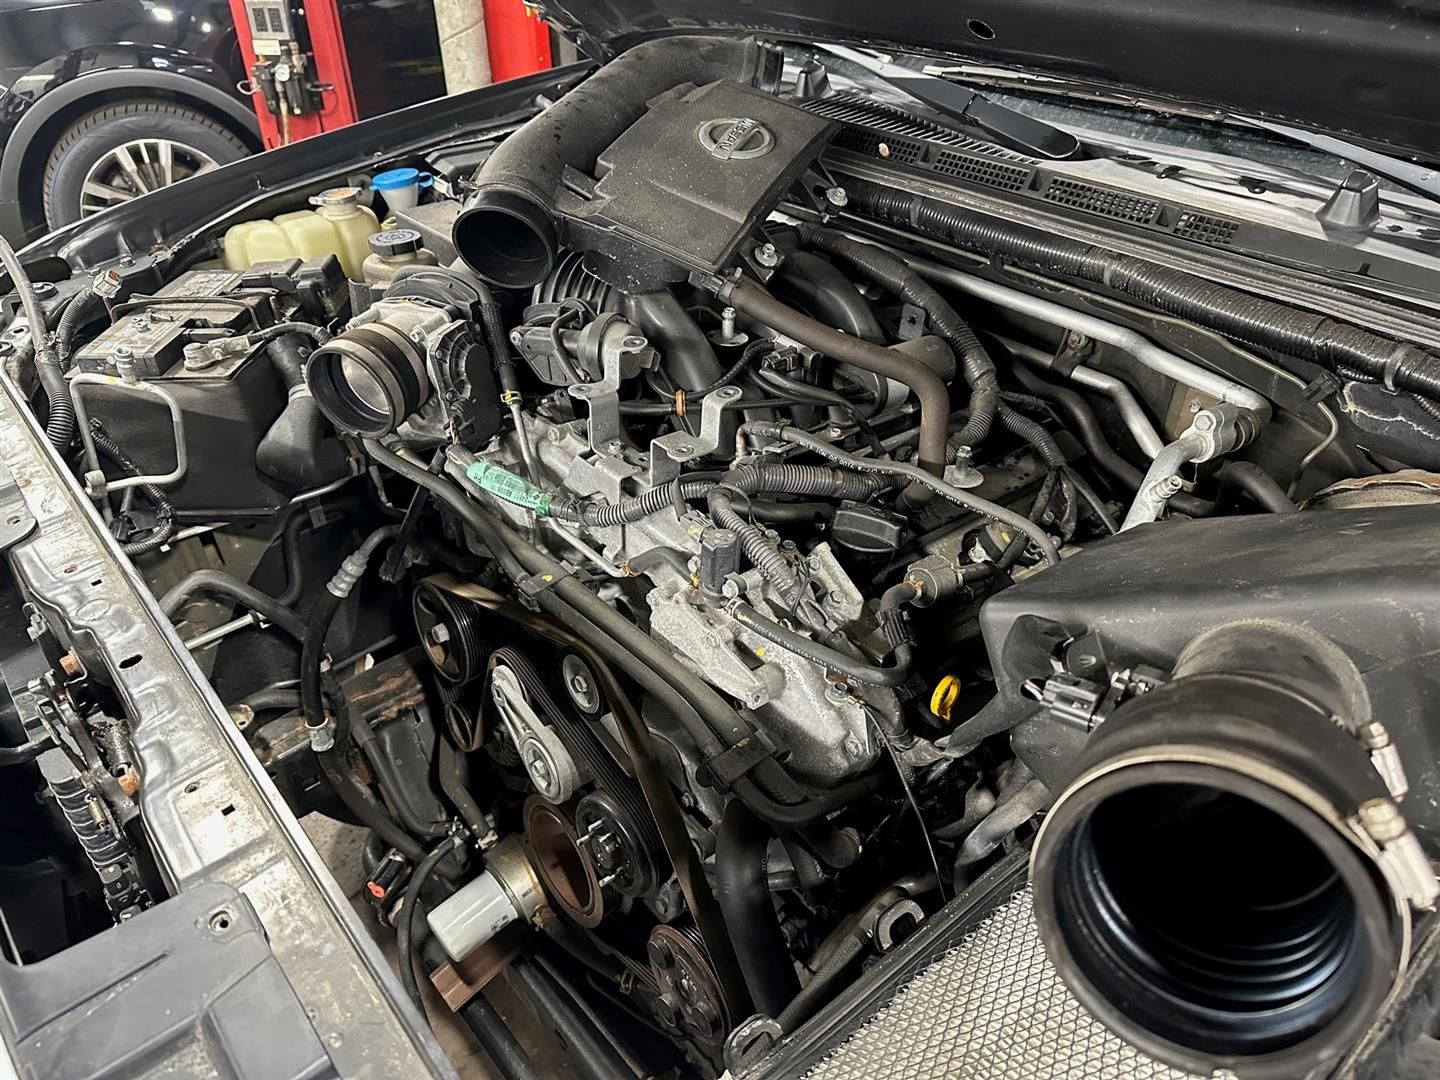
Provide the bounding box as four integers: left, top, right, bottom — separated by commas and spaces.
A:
0, 0, 447, 244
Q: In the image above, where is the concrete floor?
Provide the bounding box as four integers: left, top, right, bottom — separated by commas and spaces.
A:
302, 813, 578, 1080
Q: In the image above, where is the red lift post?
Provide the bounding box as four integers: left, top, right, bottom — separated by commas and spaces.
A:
231, 0, 552, 150
483, 0, 553, 82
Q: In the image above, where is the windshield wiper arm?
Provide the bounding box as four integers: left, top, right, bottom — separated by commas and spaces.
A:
1236, 116, 1440, 205
818, 44, 1080, 160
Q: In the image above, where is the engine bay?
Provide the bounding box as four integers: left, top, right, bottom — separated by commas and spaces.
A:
4, 33, 1440, 1080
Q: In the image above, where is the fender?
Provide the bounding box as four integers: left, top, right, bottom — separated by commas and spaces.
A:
0, 47, 259, 210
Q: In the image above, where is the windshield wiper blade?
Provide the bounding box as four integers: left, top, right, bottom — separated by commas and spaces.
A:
1237, 116, 1440, 204
818, 44, 1080, 160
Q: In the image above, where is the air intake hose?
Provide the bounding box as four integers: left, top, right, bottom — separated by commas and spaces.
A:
1031, 621, 1432, 1080
851, 183, 1440, 401
454, 36, 770, 289
256, 333, 350, 489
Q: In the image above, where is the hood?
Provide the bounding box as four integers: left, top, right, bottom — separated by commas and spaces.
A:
538, 0, 1440, 162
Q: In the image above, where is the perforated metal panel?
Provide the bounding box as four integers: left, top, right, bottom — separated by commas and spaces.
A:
802, 889, 1203, 1080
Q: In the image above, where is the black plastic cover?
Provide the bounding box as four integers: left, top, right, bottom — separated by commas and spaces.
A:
977, 504, 1440, 840
0, 882, 338, 1079
559, 79, 835, 290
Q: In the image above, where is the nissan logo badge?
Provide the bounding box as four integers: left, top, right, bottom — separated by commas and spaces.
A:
696, 117, 775, 161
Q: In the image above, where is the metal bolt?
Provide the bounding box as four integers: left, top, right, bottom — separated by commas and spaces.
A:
569, 673, 590, 695
83, 469, 108, 497
648, 937, 674, 968
1358, 721, 1391, 750
843, 735, 864, 759
754, 242, 780, 268
1192, 409, 1217, 433
671, 442, 694, 455
621, 335, 647, 350
128, 315, 150, 331
1359, 797, 1407, 842
429, 623, 451, 645
510, 330, 523, 345
604, 440, 624, 455
58, 651, 83, 678
529, 756, 550, 784
877, 142, 892, 158
824, 186, 849, 207
118, 254, 136, 268
1188, 399, 1203, 414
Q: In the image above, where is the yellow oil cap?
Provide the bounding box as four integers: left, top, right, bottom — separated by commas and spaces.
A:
930, 674, 962, 723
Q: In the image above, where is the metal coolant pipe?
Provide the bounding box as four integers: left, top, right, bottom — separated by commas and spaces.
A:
1030, 621, 1435, 1080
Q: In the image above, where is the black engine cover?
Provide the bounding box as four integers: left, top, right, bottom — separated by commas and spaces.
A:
559, 80, 835, 291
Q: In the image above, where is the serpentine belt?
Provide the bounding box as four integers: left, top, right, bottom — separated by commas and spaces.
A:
419, 573, 752, 1021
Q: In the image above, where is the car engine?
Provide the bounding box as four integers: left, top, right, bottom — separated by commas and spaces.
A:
5, 33, 1440, 1080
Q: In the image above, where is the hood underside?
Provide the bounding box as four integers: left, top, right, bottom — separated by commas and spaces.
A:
538, 0, 1440, 163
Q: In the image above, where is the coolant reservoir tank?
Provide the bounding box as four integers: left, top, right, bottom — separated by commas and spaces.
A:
222, 187, 379, 279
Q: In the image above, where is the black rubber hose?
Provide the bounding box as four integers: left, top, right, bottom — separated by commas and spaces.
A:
852, 182, 1440, 401
720, 279, 951, 501
730, 601, 912, 687
350, 711, 448, 839
276, 507, 308, 607
995, 470, 1061, 572
778, 931, 867, 1033
36, 351, 74, 449
237, 687, 302, 714
300, 588, 344, 744
626, 291, 724, 394
89, 422, 176, 556
1009, 361, 1216, 518
159, 569, 306, 639
753, 366, 887, 455
771, 250, 886, 343
438, 735, 494, 840
397, 835, 463, 1015
508, 958, 639, 1080
247, 321, 330, 345
554, 463, 881, 528
1218, 460, 1297, 514
257, 332, 350, 489
317, 752, 428, 864
797, 224, 1000, 450
716, 802, 802, 1017
55, 290, 104, 366
995, 403, 1066, 468
456, 35, 767, 287
0, 234, 69, 449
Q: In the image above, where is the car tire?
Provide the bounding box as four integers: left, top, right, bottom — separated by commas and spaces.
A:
43, 101, 249, 228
